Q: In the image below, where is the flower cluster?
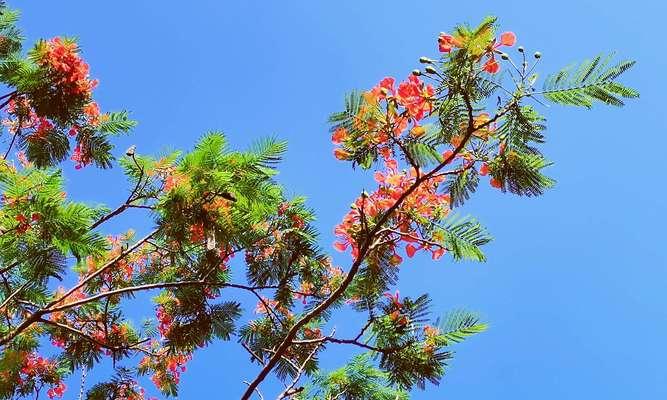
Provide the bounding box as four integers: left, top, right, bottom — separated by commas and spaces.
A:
139, 352, 191, 393
36, 37, 98, 97
334, 155, 451, 262
331, 74, 435, 162
0, 37, 111, 169
15, 212, 40, 234
15, 352, 67, 399
384, 291, 408, 326
114, 380, 153, 400
156, 305, 174, 337
438, 30, 516, 74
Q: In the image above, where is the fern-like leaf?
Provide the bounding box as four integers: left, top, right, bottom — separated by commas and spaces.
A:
541, 54, 638, 108
437, 310, 487, 345
440, 214, 492, 262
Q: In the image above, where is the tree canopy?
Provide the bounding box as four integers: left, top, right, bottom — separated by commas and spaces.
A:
0, 6, 636, 400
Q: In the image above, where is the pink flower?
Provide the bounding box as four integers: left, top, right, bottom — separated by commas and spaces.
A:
438, 33, 463, 53
498, 31, 516, 47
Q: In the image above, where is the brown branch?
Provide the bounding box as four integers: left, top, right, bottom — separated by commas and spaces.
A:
243, 381, 264, 400
3, 113, 20, 160
0, 281, 30, 313
241, 342, 265, 366
240, 86, 519, 399
0, 229, 158, 347
275, 329, 331, 400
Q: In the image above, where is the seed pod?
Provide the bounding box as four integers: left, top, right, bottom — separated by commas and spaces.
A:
517, 46, 525, 53
500, 53, 509, 60
534, 51, 542, 59
125, 145, 136, 157
424, 66, 438, 75
419, 56, 434, 64
411, 69, 421, 76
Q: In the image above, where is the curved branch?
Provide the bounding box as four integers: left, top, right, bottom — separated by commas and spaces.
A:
240, 89, 519, 399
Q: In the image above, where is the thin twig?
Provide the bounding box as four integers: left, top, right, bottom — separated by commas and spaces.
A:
276, 329, 332, 400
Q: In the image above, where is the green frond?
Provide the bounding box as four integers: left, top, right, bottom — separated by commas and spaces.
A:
403, 141, 442, 168
440, 214, 492, 262
436, 310, 487, 345
497, 105, 546, 154
490, 151, 555, 196
328, 91, 364, 132
96, 111, 137, 135
247, 136, 288, 168
541, 54, 638, 108
446, 168, 479, 208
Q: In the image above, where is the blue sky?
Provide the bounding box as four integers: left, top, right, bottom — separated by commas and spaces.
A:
15, 0, 667, 398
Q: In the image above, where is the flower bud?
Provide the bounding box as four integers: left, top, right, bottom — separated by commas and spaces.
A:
534, 51, 542, 59
517, 46, 524, 53
411, 69, 421, 76
500, 53, 509, 60
125, 145, 136, 157
419, 56, 434, 64
424, 66, 438, 75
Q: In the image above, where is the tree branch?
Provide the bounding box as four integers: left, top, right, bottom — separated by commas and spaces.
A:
240, 84, 519, 399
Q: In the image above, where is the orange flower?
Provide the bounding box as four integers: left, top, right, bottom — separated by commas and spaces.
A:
498, 31, 516, 47
331, 127, 348, 144
438, 33, 463, 53
333, 148, 350, 160
410, 125, 426, 138
83, 102, 101, 126
189, 223, 205, 242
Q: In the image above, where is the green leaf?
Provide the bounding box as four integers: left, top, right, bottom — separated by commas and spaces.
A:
96, 111, 137, 135
541, 54, 638, 108
446, 168, 479, 208
490, 151, 555, 196
440, 214, 492, 262
437, 310, 487, 345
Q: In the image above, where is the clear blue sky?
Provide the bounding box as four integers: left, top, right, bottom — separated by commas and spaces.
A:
15, 0, 667, 398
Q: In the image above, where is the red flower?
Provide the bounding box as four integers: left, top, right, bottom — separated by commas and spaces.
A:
396, 75, 434, 121
483, 57, 500, 74
405, 244, 417, 258
490, 178, 502, 188
333, 241, 348, 252
383, 290, 402, 308
479, 163, 489, 176
438, 33, 463, 53
370, 77, 396, 99
39, 37, 98, 97
442, 150, 454, 162
31, 117, 53, 140
47, 382, 66, 399
70, 143, 91, 169
431, 247, 446, 260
